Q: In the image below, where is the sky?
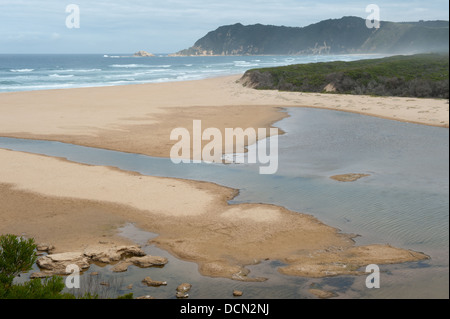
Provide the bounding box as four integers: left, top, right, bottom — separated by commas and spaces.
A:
0, 0, 448, 54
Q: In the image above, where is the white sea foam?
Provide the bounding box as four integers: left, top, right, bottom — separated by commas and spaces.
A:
10, 69, 34, 73
110, 64, 142, 68
233, 61, 259, 67
110, 64, 172, 68
49, 74, 74, 78
63, 69, 101, 73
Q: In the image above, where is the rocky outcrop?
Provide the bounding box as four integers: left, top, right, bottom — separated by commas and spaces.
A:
83, 245, 145, 264
133, 50, 155, 57
36, 252, 90, 275
32, 245, 167, 277
129, 255, 168, 268
142, 277, 167, 287
176, 283, 192, 298
36, 243, 56, 253
330, 174, 371, 182
309, 288, 338, 299
111, 255, 169, 273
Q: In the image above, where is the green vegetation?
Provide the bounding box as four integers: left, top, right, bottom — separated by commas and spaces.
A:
0, 234, 74, 299
0, 234, 134, 299
176, 17, 449, 56
242, 53, 449, 98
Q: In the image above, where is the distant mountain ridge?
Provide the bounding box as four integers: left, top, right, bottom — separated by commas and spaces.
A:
173, 16, 449, 56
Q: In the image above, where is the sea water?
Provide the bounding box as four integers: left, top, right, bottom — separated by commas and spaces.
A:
1, 108, 448, 299
0, 53, 386, 93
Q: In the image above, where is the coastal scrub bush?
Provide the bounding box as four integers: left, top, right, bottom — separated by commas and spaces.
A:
0, 234, 73, 299
0, 234, 37, 288
243, 53, 449, 98
0, 234, 137, 299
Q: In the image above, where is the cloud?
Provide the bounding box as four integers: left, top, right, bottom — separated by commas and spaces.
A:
51, 32, 61, 40
0, 0, 448, 53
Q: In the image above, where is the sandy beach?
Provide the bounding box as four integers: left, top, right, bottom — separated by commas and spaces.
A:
0, 149, 428, 279
0, 75, 447, 160
0, 74, 445, 280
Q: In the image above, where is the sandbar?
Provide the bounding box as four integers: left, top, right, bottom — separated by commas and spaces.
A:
0, 149, 428, 280
0, 75, 447, 161
0, 75, 443, 280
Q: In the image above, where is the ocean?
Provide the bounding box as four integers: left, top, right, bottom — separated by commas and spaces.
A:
0, 53, 387, 93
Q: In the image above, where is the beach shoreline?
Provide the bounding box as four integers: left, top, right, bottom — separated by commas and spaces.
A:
0, 74, 446, 281
0, 75, 447, 160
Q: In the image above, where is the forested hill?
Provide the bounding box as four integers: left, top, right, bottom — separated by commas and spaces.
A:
173, 17, 449, 56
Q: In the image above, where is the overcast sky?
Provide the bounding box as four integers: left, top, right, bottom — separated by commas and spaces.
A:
0, 0, 448, 54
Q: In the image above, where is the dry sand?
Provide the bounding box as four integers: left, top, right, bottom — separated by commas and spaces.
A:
0, 75, 448, 160
0, 149, 428, 280
0, 75, 444, 279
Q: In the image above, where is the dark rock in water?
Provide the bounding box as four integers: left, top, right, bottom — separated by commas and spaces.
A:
308, 288, 338, 299
330, 173, 371, 182
129, 255, 168, 268
133, 51, 155, 57
142, 277, 167, 287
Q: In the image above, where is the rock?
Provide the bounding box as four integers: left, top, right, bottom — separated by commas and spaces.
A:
308, 288, 338, 299
100, 282, 110, 287
111, 261, 133, 273
176, 283, 192, 292
36, 252, 90, 274
324, 83, 337, 92
142, 277, 167, 287
129, 255, 168, 268
83, 245, 145, 264
133, 50, 155, 57
176, 292, 189, 299
36, 243, 55, 253
233, 290, 243, 297
30, 271, 54, 279
127, 284, 133, 290
35, 245, 163, 277
330, 174, 370, 182
137, 295, 156, 299
176, 283, 192, 299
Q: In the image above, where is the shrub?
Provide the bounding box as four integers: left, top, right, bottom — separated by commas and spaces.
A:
243, 53, 449, 98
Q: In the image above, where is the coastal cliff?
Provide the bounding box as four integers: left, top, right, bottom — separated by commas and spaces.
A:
173, 16, 449, 56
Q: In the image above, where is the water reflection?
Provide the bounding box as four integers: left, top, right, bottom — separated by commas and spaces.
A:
1, 107, 448, 298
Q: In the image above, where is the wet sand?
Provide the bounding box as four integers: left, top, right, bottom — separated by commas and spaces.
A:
0, 75, 447, 161
0, 75, 443, 280
0, 149, 428, 280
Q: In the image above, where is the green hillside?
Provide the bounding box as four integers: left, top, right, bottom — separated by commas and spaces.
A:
240, 54, 449, 98
174, 17, 449, 56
